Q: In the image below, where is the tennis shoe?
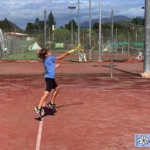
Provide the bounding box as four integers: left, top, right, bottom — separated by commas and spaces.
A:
47, 102, 56, 110
34, 106, 42, 118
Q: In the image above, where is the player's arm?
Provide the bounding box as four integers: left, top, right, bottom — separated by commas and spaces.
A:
55, 63, 60, 68
56, 51, 70, 60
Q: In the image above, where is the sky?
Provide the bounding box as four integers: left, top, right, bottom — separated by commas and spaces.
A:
0, 0, 145, 30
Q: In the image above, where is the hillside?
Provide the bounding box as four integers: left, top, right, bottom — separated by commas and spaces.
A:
8, 21, 24, 32
0, 19, 24, 33
80, 15, 132, 28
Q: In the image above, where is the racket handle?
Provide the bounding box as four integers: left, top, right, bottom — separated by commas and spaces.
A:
68, 49, 75, 53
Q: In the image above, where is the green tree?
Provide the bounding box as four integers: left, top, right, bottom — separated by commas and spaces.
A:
34, 18, 44, 31
25, 19, 44, 34
64, 19, 78, 30
93, 22, 99, 30
39, 20, 44, 31
54, 28, 70, 44
113, 23, 125, 29
25, 23, 35, 33
47, 11, 56, 32
0, 18, 13, 32
25, 11, 56, 33
34, 18, 40, 30
93, 22, 111, 30
131, 17, 144, 26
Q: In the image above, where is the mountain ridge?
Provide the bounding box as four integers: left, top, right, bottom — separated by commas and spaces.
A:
80, 15, 132, 28
8, 21, 24, 32
0, 19, 24, 32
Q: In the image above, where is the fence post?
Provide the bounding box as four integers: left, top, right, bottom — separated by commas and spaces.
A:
142, 0, 150, 77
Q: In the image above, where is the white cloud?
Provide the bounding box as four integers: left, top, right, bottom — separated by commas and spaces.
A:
0, 0, 145, 29
119, 8, 144, 17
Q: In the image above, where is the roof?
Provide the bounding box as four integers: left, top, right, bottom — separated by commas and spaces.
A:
5, 32, 28, 37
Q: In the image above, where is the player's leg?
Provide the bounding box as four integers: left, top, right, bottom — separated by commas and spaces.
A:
48, 87, 59, 109
34, 91, 49, 117
83, 52, 87, 61
34, 78, 52, 117
3, 52, 6, 58
38, 91, 50, 108
79, 53, 82, 62
47, 80, 59, 109
51, 87, 59, 104
81, 53, 84, 61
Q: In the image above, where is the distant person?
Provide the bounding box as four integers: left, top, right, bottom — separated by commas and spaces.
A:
135, 51, 143, 60
3, 47, 7, 57
34, 48, 70, 118
68, 44, 72, 50
79, 47, 87, 62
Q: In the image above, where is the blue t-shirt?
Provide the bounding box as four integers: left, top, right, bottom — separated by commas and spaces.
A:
43, 56, 56, 79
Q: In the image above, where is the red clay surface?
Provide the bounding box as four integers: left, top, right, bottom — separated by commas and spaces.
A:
0, 60, 143, 77
0, 60, 149, 150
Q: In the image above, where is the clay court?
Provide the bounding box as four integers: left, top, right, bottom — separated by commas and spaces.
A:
0, 60, 150, 150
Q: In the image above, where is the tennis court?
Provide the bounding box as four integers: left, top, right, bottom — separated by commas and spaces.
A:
0, 60, 150, 150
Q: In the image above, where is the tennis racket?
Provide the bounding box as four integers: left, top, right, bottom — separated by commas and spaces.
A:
68, 44, 82, 54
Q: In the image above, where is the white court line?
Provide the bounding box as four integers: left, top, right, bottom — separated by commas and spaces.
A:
35, 102, 45, 150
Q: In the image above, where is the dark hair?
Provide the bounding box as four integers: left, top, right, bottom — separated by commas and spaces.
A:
37, 48, 49, 59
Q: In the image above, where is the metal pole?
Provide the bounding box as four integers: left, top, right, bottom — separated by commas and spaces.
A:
77, 0, 80, 61
110, 9, 114, 77
135, 29, 137, 43
78, 0, 80, 45
49, 27, 50, 49
115, 28, 118, 60
127, 30, 130, 59
52, 25, 55, 41
68, 6, 76, 46
99, 0, 102, 61
89, 0, 92, 60
144, 0, 150, 73
116, 28, 117, 42
71, 19, 73, 45
44, 9, 46, 48
83, 28, 85, 46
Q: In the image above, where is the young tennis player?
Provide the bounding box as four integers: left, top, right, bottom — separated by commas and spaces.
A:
34, 48, 70, 117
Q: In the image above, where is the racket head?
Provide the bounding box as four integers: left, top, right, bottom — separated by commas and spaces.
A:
68, 43, 82, 54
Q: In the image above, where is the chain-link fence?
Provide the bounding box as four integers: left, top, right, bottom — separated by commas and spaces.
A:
0, 27, 144, 61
